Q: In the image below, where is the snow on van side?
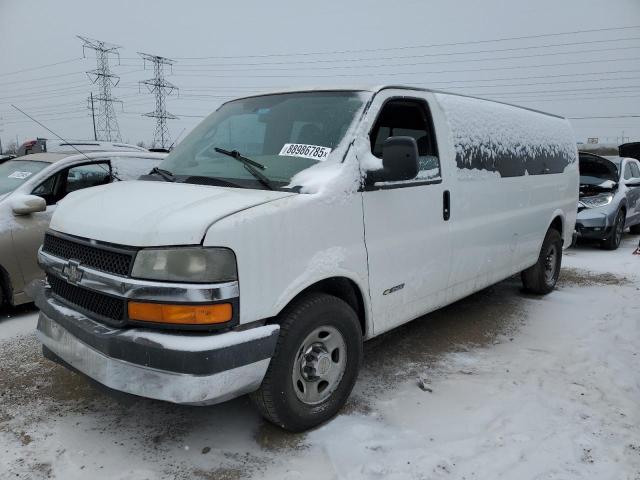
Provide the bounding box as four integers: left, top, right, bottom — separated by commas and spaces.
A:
435, 93, 577, 177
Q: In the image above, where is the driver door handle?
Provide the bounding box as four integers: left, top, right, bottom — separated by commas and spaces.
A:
443, 190, 450, 221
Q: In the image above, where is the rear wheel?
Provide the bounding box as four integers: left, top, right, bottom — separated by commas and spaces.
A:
251, 293, 363, 432
601, 210, 625, 250
521, 228, 562, 294
629, 223, 640, 235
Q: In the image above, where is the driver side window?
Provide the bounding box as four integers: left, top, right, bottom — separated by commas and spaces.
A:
370, 98, 440, 182
32, 174, 60, 206
32, 161, 111, 206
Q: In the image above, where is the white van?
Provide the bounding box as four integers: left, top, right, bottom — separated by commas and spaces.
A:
34, 86, 578, 431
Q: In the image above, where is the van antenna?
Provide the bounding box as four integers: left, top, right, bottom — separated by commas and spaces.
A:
10, 104, 122, 181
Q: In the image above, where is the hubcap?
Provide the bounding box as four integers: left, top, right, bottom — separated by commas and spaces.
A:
292, 326, 347, 405
544, 244, 557, 284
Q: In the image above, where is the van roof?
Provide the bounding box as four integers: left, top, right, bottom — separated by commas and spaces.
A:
227, 84, 566, 120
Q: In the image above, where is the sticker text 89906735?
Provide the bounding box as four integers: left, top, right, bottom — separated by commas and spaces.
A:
279, 143, 332, 161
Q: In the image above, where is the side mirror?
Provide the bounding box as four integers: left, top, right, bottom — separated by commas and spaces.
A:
369, 136, 419, 183
625, 178, 640, 187
11, 194, 46, 216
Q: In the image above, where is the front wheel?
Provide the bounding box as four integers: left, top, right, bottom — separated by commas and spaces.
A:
251, 293, 363, 432
601, 209, 625, 250
521, 228, 562, 294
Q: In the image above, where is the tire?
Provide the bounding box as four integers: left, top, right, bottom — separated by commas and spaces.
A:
521, 228, 562, 294
251, 292, 363, 432
601, 209, 625, 250
629, 223, 640, 235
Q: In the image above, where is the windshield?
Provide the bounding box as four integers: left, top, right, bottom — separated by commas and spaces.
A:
159, 91, 367, 189
579, 154, 619, 186
0, 160, 49, 195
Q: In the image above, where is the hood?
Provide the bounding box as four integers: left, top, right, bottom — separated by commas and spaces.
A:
50, 180, 295, 246
619, 142, 640, 161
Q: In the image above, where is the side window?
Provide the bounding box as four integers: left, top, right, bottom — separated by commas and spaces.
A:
370, 99, 440, 181
32, 173, 61, 206
110, 156, 162, 181
630, 162, 640, 178
624, 162, 634, 180
64, 162, 111, 196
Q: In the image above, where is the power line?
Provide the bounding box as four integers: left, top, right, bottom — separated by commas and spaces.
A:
170, 36, 640, 68
174, 45, 640, 74
157, 24, 640, 60
172, 55, 640, 79
0, 57, 84, 78
0, 70, 88, 87
569, 115, 640, 119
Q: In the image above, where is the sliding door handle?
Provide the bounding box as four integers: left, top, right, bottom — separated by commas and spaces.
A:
443, 190, 450, 221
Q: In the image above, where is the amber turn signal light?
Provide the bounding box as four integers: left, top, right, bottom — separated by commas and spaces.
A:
128, 301, 232, 325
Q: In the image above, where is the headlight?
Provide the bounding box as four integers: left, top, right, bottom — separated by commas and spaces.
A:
579, 193, 613, 209
132, 247, 237, 283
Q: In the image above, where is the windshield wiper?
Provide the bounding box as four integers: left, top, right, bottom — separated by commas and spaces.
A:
149, 166, 176, 182
214, 147, 275, 190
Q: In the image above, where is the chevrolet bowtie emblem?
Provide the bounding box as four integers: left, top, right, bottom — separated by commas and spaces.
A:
62, 259, 83, 285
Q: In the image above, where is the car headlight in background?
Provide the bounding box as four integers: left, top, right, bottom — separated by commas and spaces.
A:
579, 193, 614, 209
131, 247, 237, 283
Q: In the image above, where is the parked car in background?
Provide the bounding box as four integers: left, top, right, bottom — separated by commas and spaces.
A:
33, 86, 578, 431
576, 152, 640, 249
17, 138, 147, 156
0, 151, 166, 307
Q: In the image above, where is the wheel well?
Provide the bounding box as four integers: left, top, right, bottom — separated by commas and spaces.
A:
550, 216, 563, 236
287, 277, 367, 337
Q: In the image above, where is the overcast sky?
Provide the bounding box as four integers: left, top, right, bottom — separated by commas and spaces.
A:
1, 0, 640, 150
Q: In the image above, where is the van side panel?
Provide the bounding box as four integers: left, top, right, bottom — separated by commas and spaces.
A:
433, 93, 578, 300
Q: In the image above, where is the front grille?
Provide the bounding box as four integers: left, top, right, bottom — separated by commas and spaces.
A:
48, 275, 126, 324
43, 233, 134, 276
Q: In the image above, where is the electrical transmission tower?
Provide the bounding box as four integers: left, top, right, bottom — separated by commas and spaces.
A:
78, 35, 122, 142
139, 53, 178, 149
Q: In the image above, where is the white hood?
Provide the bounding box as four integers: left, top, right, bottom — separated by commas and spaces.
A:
50, 181, 295, 246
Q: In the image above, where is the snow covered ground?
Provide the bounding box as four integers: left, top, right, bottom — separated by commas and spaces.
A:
0, 237, 638, 479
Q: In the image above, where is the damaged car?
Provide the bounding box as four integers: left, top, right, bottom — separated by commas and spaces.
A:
576, 152, 640, 249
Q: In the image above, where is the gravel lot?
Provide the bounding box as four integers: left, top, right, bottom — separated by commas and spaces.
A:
1, 237, 638, 480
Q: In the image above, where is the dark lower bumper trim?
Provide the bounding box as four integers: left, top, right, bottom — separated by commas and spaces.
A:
35, 285, 278, 376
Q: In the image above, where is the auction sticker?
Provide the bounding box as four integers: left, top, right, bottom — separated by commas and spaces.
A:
279, 143, 332, 161
8, 171, 32, 179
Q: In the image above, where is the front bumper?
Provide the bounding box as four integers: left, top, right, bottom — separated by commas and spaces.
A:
575, 209, 614, 240
35, 285, 279, 405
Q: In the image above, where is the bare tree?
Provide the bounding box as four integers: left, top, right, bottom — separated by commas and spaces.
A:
3, 140, 17, 155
